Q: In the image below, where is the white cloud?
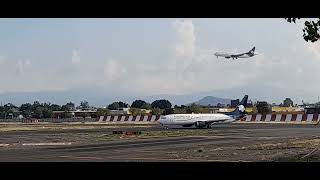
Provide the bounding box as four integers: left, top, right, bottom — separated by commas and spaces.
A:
94, 19, 318, 100
71, 50, 81, 64
172, 19, 196, 58
3, 19, 320, 103
16, 61, 24, 75
171, 19, 197, 72
15, 60, 32, 76
25, 59, 31, 66
168, 19, 261, 93
104, 59, 127, 81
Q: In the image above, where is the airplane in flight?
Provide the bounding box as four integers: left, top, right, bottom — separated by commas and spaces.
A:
158, 95, 248, 129
214, 47, 257, 60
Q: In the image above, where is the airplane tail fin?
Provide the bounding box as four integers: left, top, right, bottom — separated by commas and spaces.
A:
249, 47, 255, 54
224, 95, 248, 118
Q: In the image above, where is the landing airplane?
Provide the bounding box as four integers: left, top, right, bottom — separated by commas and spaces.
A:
158, 95, 248, 129
214, 47, 257, 60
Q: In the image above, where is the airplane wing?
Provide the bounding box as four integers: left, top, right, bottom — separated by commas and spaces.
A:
214, 53, 232, 58
230, 53, 245, 58
215, 52, 244, 59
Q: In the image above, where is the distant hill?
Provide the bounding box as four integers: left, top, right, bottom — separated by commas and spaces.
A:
190, 96, 231, 106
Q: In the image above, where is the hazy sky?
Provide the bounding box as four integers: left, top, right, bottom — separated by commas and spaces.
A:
0, 18, 320, 103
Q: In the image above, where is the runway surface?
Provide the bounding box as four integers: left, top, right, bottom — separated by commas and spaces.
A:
1, 123, 320, 161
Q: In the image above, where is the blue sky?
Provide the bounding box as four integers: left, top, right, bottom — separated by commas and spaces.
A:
0, 18, 319, 104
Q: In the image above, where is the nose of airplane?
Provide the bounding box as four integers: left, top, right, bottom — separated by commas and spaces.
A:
159, 116, 167, 124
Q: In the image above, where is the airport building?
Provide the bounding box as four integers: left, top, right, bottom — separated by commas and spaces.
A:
110, 108, 131, 115
52, 109, 98, 118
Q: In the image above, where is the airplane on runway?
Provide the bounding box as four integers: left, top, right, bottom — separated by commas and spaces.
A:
158, 95, 248, 129
214, 47, 257, 60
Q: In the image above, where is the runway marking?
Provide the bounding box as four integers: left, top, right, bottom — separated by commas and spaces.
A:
22, 142, 72, 146
101, 156, 251, 162
59, 137, 226, 152
58, 155, 104, 160
0, 143, 10, 147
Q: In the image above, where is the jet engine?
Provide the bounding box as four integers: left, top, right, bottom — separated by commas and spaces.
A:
194, 121, 208, 128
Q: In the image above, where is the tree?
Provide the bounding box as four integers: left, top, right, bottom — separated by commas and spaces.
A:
286, 18, 320, 42
61, 102, 75, 111
108, 101, 129, 110
0, 106, 5, 118
186, 103, 202, 114
174, 107, 187, 114
42, 108, 53, 118
66, 102, 75, 110
163, 108, 174, 115
96, 108, 110, 116
80, 101, 89, 109
118, 101, 129, 108
20, 103, 32, 118
33, 107, 44, 118
256, 101, 272, 114
129, 108, 142, 116
131, 100, 151, 109
50, 104, 61, 111
3, 103, 19, 119
108, 102, 119, 110
283, 98, 294, 107
32, 101, 41, 109
151, 108, 162, 115
62, 111, 72, 118
216, 103, 223, 108
151, 100, 172, 109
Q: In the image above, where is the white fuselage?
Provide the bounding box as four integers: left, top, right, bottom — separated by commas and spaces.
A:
158, 113, 235, 128
214, 52, 252, 59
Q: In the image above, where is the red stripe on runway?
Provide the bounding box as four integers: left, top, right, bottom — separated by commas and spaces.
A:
251, 114, 256, 121
251, 114, 257, 121
132, 116, 136, 121
124, 115, 129, 121
260, 114, 266, 121
110, 116, 114, 122
280, 114, 286, 121
155, 115, 160, 121
302, 114, 308, 121
291, 114, 297, 121
117, 115, 122, 121
271, 114, 276, 121
312, 113, 318, 121
139, 116, 144, 121
147, 115, 152, 121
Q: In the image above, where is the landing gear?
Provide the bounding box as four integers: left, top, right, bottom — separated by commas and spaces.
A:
195, 121, 211, 129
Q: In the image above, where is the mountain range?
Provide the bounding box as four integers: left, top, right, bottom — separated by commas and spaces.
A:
0, 88, 233, 107
0, 84, 300, 107
190, 96, 231, 106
